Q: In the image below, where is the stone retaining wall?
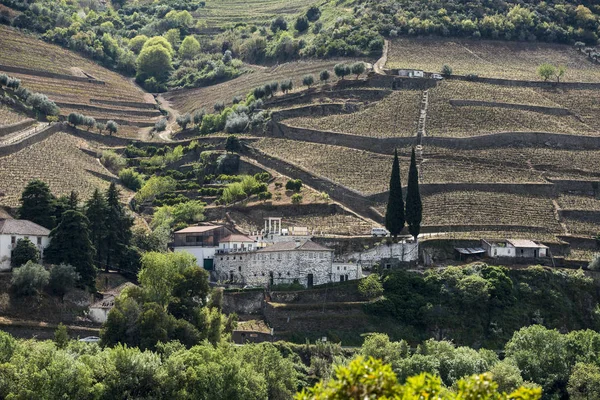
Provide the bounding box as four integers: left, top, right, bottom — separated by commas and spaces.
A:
0, 64, 104, 84
548, 179, 600, 195
265, 88, 391, 109
90, 99, 157, 109
446, 74, 600, 89
449, 99, 572, 115
0, 123, 62, 157
368, 74, 437, 90
420, 224, 550, 233
559, 209, 600, 222
271, 103, 361, 122
55, 102, 162, 117
0, 118, 35, 137
223, 290, 264, 315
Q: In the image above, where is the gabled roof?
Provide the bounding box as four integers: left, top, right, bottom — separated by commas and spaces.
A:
0, 219, 50, 236
174, 224, 221, 234
257, 239, 332, 253
507, 239, 548, 249
221, 234, 255, 243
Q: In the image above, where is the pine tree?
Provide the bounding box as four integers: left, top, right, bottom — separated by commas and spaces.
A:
86, 189, 109, 269
105, 183, 133, 272
44, 210, 96, 289
18, 180, 55, 229
405, 147, 423, 241
67, 191, 79, 210
385, 149, 405, 237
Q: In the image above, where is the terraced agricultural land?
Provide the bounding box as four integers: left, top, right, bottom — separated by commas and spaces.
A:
558, 194, 600, 211
163, 60, 355, 114
563, 218, 599, 235
427, 82, 596, 137
283, 90, 421, 138
0, 104, 27, 125
386, 38, 600, 82
420, 159, 544, 184
0, 132, 120, 207
535, 88, 600, 132
197, 0, 323, 28
420, 191, 561, 231
253, 138, 405, 195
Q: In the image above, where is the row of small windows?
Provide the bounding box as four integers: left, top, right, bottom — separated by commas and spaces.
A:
11, 236, 42, 245
220, 252, 329, 262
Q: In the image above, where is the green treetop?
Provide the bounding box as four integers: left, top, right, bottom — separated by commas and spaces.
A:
385, 149, 405, 237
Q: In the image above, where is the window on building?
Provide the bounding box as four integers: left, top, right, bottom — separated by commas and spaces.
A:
37, 237, 42, 245
278, 272, 281, 277
233, 256, 236, 260
240, 257, 243, 260
344, 266, 346, 271
11, 236, 16, 244
234, 243, 238, 249
337, 266, 340, 271
186, 236, 195, 243
238, 266, 241, 272
226, 257, 229, 260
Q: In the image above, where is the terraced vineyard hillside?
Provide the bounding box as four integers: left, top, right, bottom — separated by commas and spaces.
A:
386, 38, 600, 82
162, 60, 357, 114
0, 26, 159, 138
0, 132, 123, 207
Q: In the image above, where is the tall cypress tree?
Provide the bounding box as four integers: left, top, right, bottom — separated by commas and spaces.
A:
105, 183, 133, 272
86, 189, 109, 269
44, 210, 96, 289
18, 179, 55, 229
385, 149, 405, 237
405, 147, 423, 241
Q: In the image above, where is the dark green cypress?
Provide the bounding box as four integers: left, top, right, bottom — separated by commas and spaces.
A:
44, 210, 96, 289
18, 179, 55, 229
105, 183, 133, 272
86, 189, 109, 269
385, 149, 405, 237
405, 147, 422, 240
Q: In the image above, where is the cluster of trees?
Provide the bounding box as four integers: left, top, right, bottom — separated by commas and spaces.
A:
385, 148, 422, 240
10, 261, 79, 301
0, 74, 59, 118
219, 174, 271, 204
18, 179, 136, 287
67, 112, 118, 135
365, 264, 600, 350
537, 63, 568, 82
370, 0, 600, 44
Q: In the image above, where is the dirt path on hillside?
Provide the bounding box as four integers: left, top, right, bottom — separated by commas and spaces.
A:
373, 39, 389, 74
156, 94, 178, 142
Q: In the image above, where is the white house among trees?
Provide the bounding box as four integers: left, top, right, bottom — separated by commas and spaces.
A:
0, 218, 50, 271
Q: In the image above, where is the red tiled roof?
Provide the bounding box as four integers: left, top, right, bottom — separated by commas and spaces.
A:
0, 219, 50, 236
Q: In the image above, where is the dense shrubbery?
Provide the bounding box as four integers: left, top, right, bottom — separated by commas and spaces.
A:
366, 264, 600, 348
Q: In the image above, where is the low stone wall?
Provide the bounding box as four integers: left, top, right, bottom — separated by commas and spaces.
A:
90, 99, 156, 109
0, 118, 35, 137
68, 126, 131, 146
223, 290, 264, 315
368, 74, 437, 90
424, 132, 600, 150
271, 103, 361, 122
90, 117, 155, 127
0, 64, 104, 84
269, 284, 363, 304
449, 99, 572, 115
558, 235, 599, 250
265, 88, 391, 109
0, 123, 62, 157
55, 102, 162, 117
549, 179, 600, 195
420, 224, 550, 234
243, 145, 382, 223
367, 183, 556, 202
446, 74, 600, 90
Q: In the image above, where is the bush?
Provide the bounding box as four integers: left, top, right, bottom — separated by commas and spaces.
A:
291, 193, 303, 204
176, 113, 191, 130
441, 64, 453, 75
358, 274, 384, 299
232, 95, 242, 104
302, 74, 315, 88
68, 112, 85, 127
119, 168, 145, 191
253, 86, 266, 99
101, 150, 127, 173
49, 264, 80, 300
351, 62, 366, 78
214, 102, 225, 112
106, 120, 118, 135
54, 323, 69, 349
225, 112, 249, 133
285, 179, 302, 191
14, 87, 30, 101
280, 79, 293, 93
319, 70, 330, 82
11, 261, 49, 297
589, 254, 600, 271
83, 116, 96, 130
155, 118, 168, 132
295, 16, 309, 33
271, 16, 287, 32
193, 109, 206, 126
26, 93, 59, 116
306, 5, 321, 21
11, 238, 40, 268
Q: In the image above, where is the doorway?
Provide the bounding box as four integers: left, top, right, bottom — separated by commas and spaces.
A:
307, 273, 314, 288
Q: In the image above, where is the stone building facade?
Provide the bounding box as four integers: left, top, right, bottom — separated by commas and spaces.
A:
214, 239, 335, 288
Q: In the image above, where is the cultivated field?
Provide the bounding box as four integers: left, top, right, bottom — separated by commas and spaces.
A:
558, 194, 600, 210
563, 218, 598, 235
163, 60, 356, 114
420, 191, 561, 231
535, 88, 600, 132
283, 90, 421, 138
253, 138, 407, 195
420, 159, 545, 184
0, 104, 27, 126
197, 0, 322, 28
386, 38, 600, 82
0, 132, 122, 207
427, 82, 595, 137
